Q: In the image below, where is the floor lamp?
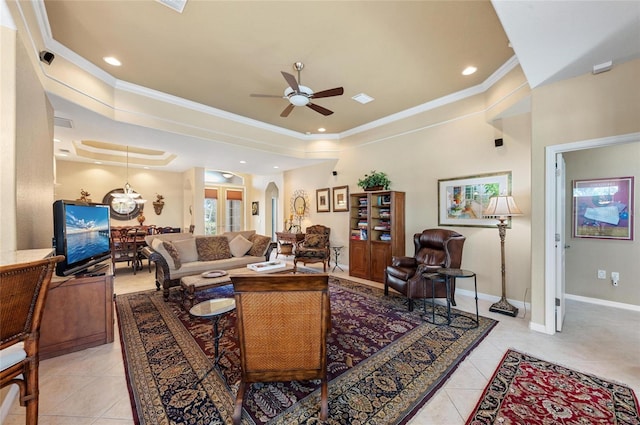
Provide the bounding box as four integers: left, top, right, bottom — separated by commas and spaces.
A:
483, 195, 522, 317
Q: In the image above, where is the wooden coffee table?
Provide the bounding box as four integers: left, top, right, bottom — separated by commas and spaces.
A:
180, 262, 294, 309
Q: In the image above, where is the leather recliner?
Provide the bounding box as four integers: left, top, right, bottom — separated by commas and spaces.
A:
384, 228, 465, 311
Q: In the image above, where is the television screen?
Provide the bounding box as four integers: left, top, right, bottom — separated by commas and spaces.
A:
53, 200, 111, 276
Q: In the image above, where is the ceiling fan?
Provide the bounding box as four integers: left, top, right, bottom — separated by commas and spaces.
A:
250, 62, 344, 117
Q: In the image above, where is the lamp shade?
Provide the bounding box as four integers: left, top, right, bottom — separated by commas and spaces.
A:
483, 195, 522, 218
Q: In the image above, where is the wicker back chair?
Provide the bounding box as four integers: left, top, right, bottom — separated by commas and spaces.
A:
231, 273, 331, 424
0, 255, 64, 425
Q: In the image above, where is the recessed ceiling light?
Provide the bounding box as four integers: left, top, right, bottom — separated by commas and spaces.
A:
462, 66, 477, 76
53, 138, 61, 143
318, 128, 326, 132
273, 166, 279, 169
103, 56, 122, 66
240, 160, 246, 164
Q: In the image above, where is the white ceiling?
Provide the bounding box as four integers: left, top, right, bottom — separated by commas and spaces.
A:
9, 0, 640, 174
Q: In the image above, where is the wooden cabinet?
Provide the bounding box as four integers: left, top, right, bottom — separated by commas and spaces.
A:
349, 191, 405, 282
40, 270, 114, 359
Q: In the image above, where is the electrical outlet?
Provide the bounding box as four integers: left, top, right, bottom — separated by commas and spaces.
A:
611, 272, 620, 286
597, 270, 606, 279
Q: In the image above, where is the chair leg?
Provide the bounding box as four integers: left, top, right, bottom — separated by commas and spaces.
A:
320, 378, 329, 421
407, 298, 414, 312
233, 381, 246, 425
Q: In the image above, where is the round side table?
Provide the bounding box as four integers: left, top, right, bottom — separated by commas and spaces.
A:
437, 268, 479, 328
190, 298, 236, 368
331, 246, 344, 272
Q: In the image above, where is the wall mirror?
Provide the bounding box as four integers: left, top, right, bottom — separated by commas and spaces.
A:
294, 196, 306, 216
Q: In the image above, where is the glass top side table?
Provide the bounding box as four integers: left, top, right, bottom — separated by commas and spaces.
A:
437, 268, 479, 328
331, 246, 344, 272
190, 298, 236, 368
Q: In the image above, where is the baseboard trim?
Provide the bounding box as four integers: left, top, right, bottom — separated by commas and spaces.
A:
565, 293, 640, 312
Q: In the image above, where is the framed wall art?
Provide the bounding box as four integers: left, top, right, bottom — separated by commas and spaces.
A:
316, 188, 330, 212
573, 176, 634, 240
332, 185, 349, 212
438, 171, 511, 227
251, 201, 259, 216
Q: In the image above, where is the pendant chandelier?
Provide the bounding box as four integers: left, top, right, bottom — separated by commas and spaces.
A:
112, 146, 146, 205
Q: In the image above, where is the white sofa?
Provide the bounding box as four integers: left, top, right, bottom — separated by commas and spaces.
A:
143, 230, 275, 300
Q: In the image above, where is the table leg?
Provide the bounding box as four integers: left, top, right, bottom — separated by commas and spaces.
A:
212, 315, 223, 367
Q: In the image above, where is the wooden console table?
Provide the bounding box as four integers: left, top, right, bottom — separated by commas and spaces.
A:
275, 232, 305, 257
40, 268, 114, 359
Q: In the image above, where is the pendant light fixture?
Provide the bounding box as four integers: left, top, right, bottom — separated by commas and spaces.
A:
112, 146, 146, 205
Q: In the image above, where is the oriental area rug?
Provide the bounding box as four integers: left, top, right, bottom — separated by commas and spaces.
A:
116, 276, 497, 425
466, 349, 640, 425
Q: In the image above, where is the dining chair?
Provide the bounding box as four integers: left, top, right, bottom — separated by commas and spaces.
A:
0, 255, 64, 425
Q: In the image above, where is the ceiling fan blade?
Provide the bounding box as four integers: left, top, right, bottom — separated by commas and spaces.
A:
307, 103, 333, 116
281, 71, 300, 92
311, 87, 344, 99
250, 93, 284, 98
280, 104, 295, 117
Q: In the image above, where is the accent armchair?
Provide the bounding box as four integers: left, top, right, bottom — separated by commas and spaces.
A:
384, 229, 465, 311
231, 274, 331, 424
293, 224, 331, 272
0, 255, 64, 425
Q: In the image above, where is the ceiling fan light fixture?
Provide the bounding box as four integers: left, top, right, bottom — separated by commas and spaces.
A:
289, 94, 309, 106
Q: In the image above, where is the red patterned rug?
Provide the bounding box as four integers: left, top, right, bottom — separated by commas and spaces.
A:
466, 349, 640, 425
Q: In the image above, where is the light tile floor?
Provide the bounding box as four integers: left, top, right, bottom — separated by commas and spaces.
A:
4, 261, 639, 424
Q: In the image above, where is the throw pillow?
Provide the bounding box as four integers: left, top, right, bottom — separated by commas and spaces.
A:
229, 235, 253, 257
151, 238, 177, 269
196, 236, 232, 261
173, 238, 198, 263
304, 234, 326, 248
248, 234, 271, 257
162, 241, 182, 269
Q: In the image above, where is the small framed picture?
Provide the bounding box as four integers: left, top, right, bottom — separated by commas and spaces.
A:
316, 188, 330, 212
251, 201, 259, 216
332, 185, 349, 212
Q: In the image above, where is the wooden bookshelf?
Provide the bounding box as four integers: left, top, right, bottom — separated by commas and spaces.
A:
349, 191, 405, 282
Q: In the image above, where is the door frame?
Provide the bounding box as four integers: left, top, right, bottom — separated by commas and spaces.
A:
544, 132, 639, 335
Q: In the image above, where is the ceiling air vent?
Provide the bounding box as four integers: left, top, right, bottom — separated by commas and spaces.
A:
155, 0, 187, 13
352, 93, 374, 104
54, 117, 73, 128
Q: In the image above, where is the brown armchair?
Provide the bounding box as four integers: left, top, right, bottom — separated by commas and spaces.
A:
231, 274, 331, 424
1, 255, 64, 425
384, 229, 465, 311
293, 224, 331, 272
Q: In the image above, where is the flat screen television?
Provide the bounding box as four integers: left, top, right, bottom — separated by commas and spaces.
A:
53, 200, 111, 276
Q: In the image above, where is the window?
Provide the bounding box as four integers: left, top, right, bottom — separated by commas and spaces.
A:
203, 187, 244, 235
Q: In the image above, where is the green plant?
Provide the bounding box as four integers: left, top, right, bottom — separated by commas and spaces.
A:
357, 170, 391, 190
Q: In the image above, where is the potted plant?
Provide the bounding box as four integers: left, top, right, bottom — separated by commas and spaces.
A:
357, 170, 391, 191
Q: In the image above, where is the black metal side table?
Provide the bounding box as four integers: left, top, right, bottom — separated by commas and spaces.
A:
437, 268, 479, 328
420, 272, 450, 325
331, 246, 344, 272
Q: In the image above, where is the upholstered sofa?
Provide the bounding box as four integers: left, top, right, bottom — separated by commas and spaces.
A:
143, 230, 275, 300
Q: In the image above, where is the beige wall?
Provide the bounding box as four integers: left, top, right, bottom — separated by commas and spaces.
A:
285, 92, 532, 303
530, 58, 640, 324
564, 143, 639, 304
55, 161, 185, 229
0, 22, 55, 252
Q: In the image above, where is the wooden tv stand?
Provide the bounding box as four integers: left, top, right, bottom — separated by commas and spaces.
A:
39, 266, 114, 359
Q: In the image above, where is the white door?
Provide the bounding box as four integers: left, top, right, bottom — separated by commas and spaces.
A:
555, 154, 567, 331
